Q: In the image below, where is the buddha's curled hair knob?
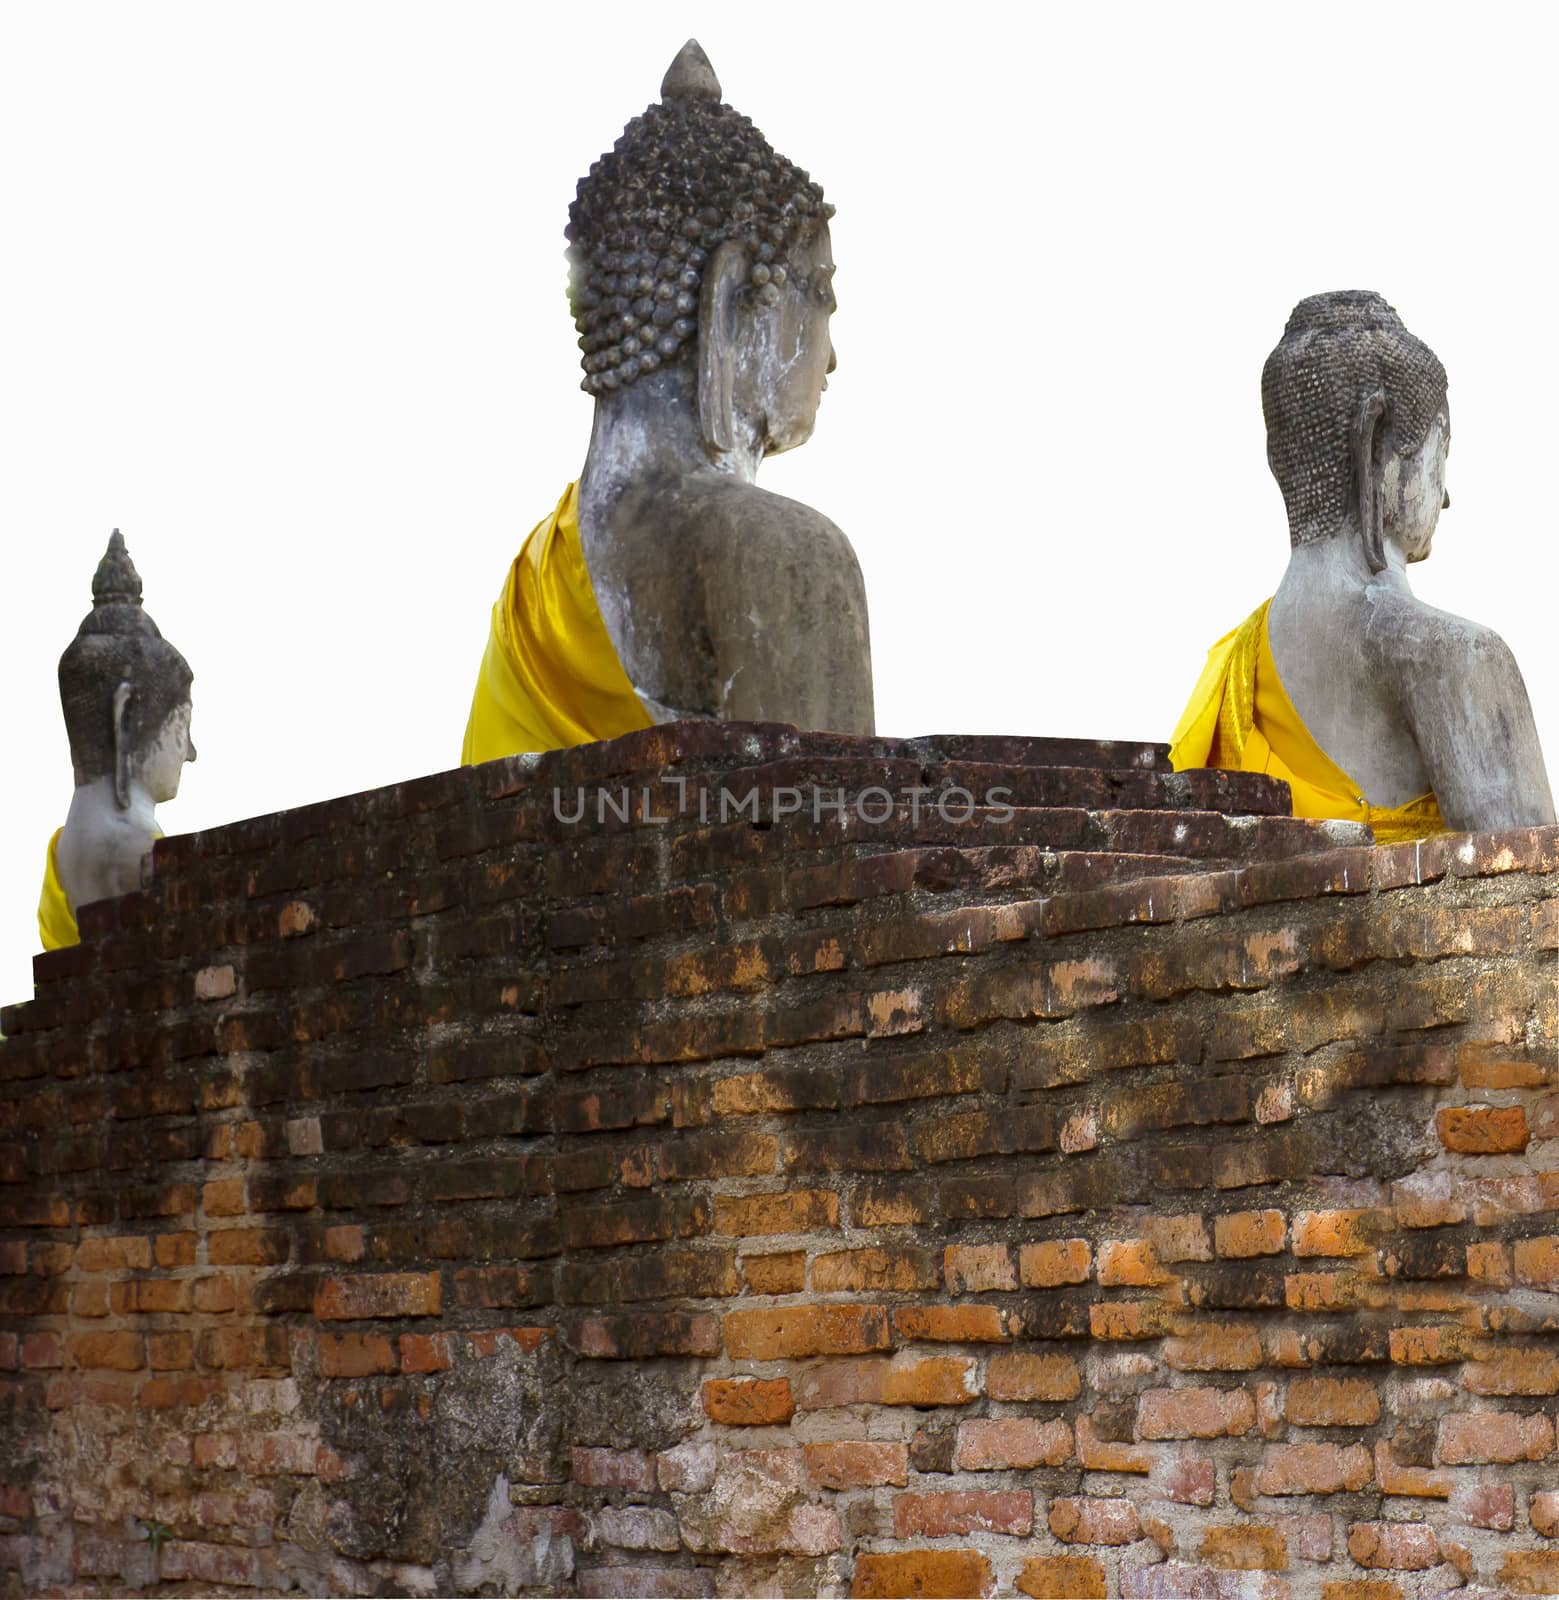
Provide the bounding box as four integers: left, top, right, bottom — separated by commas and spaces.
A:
566, 39, 833, 396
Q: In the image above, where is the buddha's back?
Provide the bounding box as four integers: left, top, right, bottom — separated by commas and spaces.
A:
580, 472, 873, 733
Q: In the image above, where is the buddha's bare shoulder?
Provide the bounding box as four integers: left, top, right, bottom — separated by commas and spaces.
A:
669, 478, 857, 564
1363, 585, 1517, 672
1362, 586, 1523, 692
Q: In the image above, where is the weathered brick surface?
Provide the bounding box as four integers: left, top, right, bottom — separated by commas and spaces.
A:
1, 725, 1555, 1597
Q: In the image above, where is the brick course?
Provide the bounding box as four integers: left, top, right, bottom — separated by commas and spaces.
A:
1, 723, 1555, 1597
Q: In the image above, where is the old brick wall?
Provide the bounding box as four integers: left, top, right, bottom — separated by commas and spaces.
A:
1, 723, 1555, 1599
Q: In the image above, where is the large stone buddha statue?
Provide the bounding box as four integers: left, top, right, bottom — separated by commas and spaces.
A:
461, 40, 873, 762
1170, 291, 1554, 840
38, 532, 196, 949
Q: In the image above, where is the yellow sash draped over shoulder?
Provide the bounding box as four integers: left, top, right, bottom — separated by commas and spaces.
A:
1169, 598, 1446, 844
461, 482, 653, 764
38, 827, 78, 951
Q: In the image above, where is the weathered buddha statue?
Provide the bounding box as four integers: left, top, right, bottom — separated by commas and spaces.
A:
461, 39, 873, 762
38, 532, 197, 950
1170, 291, 1554, 841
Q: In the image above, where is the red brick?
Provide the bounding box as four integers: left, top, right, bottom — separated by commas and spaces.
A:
1049, 1497, 1140, 1545
724, 1305, 890, 1360
796, 1356, 977, 1410
851, 1550, 992, 1599
741, 1252, 805, 1295
1097, 1239, 1172, 1287
202, 1178, 246, 1217
572, 1447, 656, 1491
956, 1417, 1072, 1470
1090, 1302, 1175, 1341
155, 1232, 197, 1269
318, 1333, 397, 1377
1215, 1211, 1286, 1258
892, 1304, 1008, 1343
804, 1441, 907, 1489
193, 1273, 242, 1314
1437, 1105, 1529, 1154
1437, 1410, 1553, 1464
111, 1278, 191, 1315
76, 1235, 152, 1272
399, 1333, 451, 1373
68, 1331, 144, 1371
1017, 1556, 1106, 1599
147, 1332, 194, 1371
1288, 1378, 1381, 1427
325, 1225, 365, 1262
314, 1272, 441, 1320
141, 1376, 224, 1409
1501, 1553, 1559, 1595
1347, 1523, 1440, 1571
893, 1490, 1032, 1538
813, 1247, 938, 1293
1138, 1386, 1256, 1439
712, 1190, 839, 1236
1019, 1238, 1092, 1286
1075, 1414, 1153, 1474
1164, 1324, 1263, 1371
1514, 1236, 1559, 1288
944, 1243, 1016, 1293
22, 1332, 63, 1369
1463, 1348, 1559, 1396
1199, 1526, 1288, 1571
207, 1228, 289, 1267
1293, 1209, 1380, 1257
702, 1378, 794, 1426
1389, 1325, 1474, 1366
986, 1352, 1081, 1402
1531, 1491, 1559, 1538
1255, 1443, 1373, 1495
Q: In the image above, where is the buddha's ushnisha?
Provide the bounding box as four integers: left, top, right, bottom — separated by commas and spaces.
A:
1170, 291, 1553, 837
40, 532, 197, 949
462, 40, 872, 762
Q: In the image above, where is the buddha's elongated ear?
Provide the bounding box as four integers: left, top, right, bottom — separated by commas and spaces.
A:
697, 240, 748, 458
112, 681, 134, 810
1353, 387, 1390, 574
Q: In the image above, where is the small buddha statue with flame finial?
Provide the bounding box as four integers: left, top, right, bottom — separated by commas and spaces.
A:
39, 532, 197, 949
462, 39, 873, 762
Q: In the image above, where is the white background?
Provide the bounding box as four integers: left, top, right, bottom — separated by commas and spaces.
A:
2, 2, 1554, 1007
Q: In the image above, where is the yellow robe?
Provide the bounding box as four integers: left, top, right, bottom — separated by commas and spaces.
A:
38, 827, 78, 951
461, 482, 652, 764
1169, 599, 1446, 844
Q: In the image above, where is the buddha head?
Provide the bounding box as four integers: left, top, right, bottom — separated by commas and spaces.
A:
566, 39, 837, 459
57, 531, 196, 808
1262, 291, 1450, 571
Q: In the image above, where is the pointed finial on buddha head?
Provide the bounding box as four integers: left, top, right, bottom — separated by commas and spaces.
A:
661, 39, 721, 102
92, 529, 144, 609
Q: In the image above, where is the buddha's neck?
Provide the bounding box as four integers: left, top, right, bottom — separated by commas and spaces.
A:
59, 776, 157, 910
1280, 519, 1416, 599
580, 364, 764, 505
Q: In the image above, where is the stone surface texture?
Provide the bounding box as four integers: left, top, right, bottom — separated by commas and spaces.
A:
1, 721, 1555, 1598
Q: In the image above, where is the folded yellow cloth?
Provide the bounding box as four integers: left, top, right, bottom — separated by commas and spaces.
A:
1169, 598, 1446, 844
38, 827, 79, 951
461, 482, 653, 764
